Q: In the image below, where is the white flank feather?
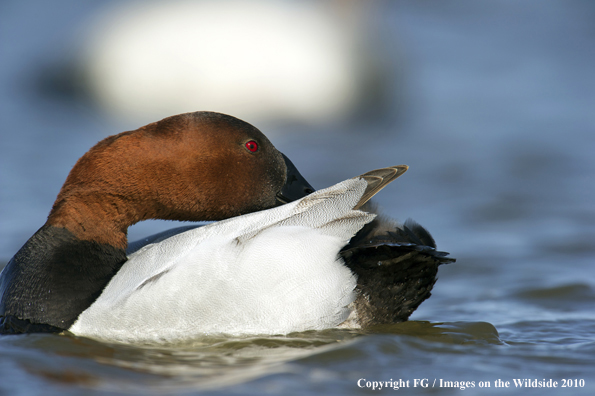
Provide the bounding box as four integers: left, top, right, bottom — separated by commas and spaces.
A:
70, 178, 375, 343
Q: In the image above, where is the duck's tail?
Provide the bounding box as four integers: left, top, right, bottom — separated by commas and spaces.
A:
341, 213, 455, 327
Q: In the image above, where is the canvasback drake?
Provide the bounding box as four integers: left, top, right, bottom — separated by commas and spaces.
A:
0, 111, 453, 342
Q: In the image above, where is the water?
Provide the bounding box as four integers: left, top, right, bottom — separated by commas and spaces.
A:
1, 0, 594, 394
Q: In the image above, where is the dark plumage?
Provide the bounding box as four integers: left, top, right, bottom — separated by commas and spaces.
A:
341, 206, 455, 326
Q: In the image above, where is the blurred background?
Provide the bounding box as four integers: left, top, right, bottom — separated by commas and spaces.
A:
1, 0, 594, 394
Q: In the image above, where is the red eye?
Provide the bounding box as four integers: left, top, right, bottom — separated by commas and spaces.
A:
245, 140, 258, 152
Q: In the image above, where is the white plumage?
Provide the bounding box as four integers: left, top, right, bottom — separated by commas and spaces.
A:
70, 178, 375, 343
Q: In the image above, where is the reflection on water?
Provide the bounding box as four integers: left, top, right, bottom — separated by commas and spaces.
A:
6, 319, 591, 394
1, 322, 506, 394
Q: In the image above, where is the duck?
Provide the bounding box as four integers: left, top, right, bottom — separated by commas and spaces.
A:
77, 1, 386, 126
0, 111, 453, 342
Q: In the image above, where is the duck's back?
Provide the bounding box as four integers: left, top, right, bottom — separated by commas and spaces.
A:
70, 178, 375, 342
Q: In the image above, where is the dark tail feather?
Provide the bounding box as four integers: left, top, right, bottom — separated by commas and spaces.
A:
340, 216, 454, 326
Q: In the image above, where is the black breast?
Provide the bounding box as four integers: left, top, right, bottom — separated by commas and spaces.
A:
0, 225, 127, 334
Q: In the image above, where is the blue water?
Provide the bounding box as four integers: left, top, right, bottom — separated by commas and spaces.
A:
1, 1, 594, 395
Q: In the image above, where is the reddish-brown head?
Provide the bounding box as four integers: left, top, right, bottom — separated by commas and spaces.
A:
47, 112, 313, 249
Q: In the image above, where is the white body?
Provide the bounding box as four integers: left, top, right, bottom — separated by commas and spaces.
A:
82, 1, 368, 126
70, 178, 374, 343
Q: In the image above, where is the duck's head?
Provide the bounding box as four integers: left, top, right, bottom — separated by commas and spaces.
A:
47, 111, 314, 249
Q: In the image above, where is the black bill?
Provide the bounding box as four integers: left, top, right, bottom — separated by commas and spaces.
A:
276, 153, 315, 205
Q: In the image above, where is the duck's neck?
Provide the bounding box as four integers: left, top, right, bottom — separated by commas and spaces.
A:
47, 194, 138, 250
0, 183, 210, 333
0, 224, 127, 331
